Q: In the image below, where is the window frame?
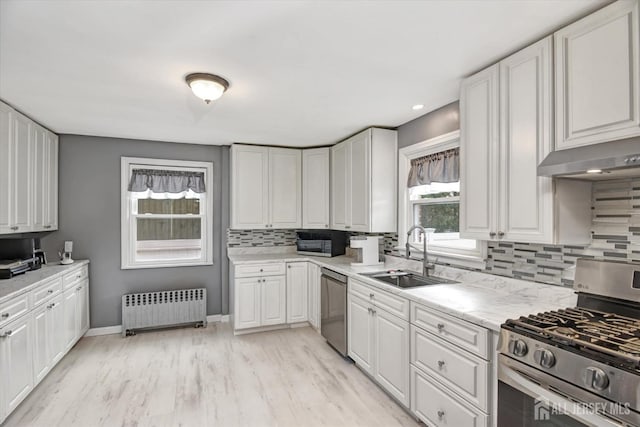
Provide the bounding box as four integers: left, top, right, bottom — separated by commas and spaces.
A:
120, 156, 214, 270
397, 130, 486, 269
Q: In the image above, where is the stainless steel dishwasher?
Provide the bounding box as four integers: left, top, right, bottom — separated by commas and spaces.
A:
320, 268, 348, 357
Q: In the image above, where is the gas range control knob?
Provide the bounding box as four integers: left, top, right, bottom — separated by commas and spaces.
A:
533, 348, 556, 368
508, 339, 528, 357
584, 367, 609, 391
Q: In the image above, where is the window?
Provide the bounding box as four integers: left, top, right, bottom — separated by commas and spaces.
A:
398, 131, 485, 268
121, 157, 213, 269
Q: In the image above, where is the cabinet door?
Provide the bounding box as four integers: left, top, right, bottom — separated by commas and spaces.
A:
76, 280, 90, 338
347, 293, 374, 375
47, 295, 65, 365
307, 263, 321, 330
11, 113, 33, 232
261, 275, 286, 326
32, 124, 47, 231
0, 103, 11, 234
499, 36, 554, 243
330, 141, 349, 230
460, 64, 499, 240
302, 148, 330, 229
269, 148, 301, 229
234, 278, 262, 330
231, 145, 269, 229
32, 304, 50, 384
45, 132, 58, 230
555, 0, 640, 149
62, 287, 78, 351
286, 263, 308, 323
374, 309, 410, 407
0, 314, 33, 415
349, 132, 371, 232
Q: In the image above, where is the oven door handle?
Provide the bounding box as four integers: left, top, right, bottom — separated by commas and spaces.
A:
500, 359, 622, 427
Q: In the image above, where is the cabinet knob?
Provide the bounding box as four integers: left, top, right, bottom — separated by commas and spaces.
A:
44, 225, 52, 229
0, 330, 13, 338
260, 269, 264, 272
489, 232, 496, 238
437, 360, 446, 369
437, 323, 445, 331
437, 410, 445, 420
325, 224, 328, 228
345, 225, 350, 229
498, 231, 505, 237
48, 289, 54, 294
76, 286, 82, 291
369, 293, 374, 299
1, 313, 9, 319
288, 265, 291, 269
10, 226, 18, 231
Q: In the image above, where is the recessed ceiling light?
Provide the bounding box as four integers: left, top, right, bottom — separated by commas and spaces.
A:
586, 169, 602, 174
185, 73, 230, 104
412, 104, 424, 110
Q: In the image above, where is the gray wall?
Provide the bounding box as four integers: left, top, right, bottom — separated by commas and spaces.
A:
42, 135, 230, 328
397, 101, 459, 148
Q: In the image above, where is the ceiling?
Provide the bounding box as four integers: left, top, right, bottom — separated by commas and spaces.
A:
0, 0, 605, 147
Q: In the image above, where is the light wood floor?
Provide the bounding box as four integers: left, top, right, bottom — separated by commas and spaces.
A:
5, 323, 420, 427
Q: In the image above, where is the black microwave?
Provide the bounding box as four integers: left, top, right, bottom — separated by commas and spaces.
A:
296, 230, 348, 257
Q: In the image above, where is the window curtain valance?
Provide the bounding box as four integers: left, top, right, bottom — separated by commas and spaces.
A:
407, 148, 459, 188
128, 169, 206, 193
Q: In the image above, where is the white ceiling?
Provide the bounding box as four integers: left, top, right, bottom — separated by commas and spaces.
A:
0, 0, 605, 147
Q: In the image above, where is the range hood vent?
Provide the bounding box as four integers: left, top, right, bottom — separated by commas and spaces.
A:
537, 137, 640, 180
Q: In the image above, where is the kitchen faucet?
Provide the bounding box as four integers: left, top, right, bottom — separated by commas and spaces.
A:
406, 225, 435, 277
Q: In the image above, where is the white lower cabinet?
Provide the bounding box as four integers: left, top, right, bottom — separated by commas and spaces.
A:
286, 262, 308, 323
411, 366, 488, 427
261, 276, 286, 326
0, 264, 90, 424
410, 302, 492, 426
0, 313, 34, 418
235, 277, 264, 329
348, 280, 410, 408
307, 263, 321, 330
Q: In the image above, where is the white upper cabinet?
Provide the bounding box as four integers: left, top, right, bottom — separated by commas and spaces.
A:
302, 148, 330, 229
460, 64, 499, 240
0, 101, 58, 235
460, 37, 591, 244
231, 145, 302, 229
331, 128, 397, 233
555, 0, 640, 149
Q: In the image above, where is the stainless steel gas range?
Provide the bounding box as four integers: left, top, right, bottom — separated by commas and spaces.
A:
498, 259, 640, 427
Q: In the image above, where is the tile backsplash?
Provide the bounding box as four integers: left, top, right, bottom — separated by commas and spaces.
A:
227, 178, 639, 288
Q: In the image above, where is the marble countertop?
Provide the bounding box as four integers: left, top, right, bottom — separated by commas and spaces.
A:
228, 250, 577, 332
0, 260, 90, 305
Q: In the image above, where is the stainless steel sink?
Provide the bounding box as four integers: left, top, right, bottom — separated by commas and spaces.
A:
362, 270, 459, 288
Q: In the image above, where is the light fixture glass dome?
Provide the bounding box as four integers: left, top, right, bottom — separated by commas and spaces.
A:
185, 73, 230, 104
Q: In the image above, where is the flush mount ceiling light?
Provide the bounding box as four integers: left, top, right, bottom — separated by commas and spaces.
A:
185, 73, 230, 104
412, 104, 424, 110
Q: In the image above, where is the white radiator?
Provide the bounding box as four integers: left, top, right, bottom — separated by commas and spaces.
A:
121, 288, 207, 337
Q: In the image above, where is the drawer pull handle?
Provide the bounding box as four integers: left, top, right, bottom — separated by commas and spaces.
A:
44, 225, 52, 229
10, 226, 18, 231
437, 360, 445, 369
1, 330, 13, 338
1, 313, 9, 319
437, 323, 445, 331
437, 410, 445, 420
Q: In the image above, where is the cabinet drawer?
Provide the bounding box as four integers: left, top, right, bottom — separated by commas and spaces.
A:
411, 366, 487, 427
349, 278, 409, 320
32, 278, 63, 307
63, 265, 88, 289
411, 325, 489, 411
411, 302, 489, 359
235, 263, 285, 278
0, 294, 30, 327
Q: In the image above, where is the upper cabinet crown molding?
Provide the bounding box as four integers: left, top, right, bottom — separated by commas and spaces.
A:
331, 128, 397, 233
230, 144, 302, 230
0, 100, 58, 235
555, 0, 640, 149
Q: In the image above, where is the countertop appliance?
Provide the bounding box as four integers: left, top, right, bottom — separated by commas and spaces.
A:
498, 259, 640, 426
350, 236, 383, 266
321, 268, 348, 357
0, 238, 41, 279
296, 230, 348, 258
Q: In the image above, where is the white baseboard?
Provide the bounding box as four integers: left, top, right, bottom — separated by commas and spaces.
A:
84, 325, 122, 337
84, 314, 230, 337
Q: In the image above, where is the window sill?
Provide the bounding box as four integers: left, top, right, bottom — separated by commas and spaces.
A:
394, 247, 486, 270
121, 261, 213, 270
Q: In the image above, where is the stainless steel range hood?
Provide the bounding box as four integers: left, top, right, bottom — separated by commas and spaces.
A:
537, 137, 640, 180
